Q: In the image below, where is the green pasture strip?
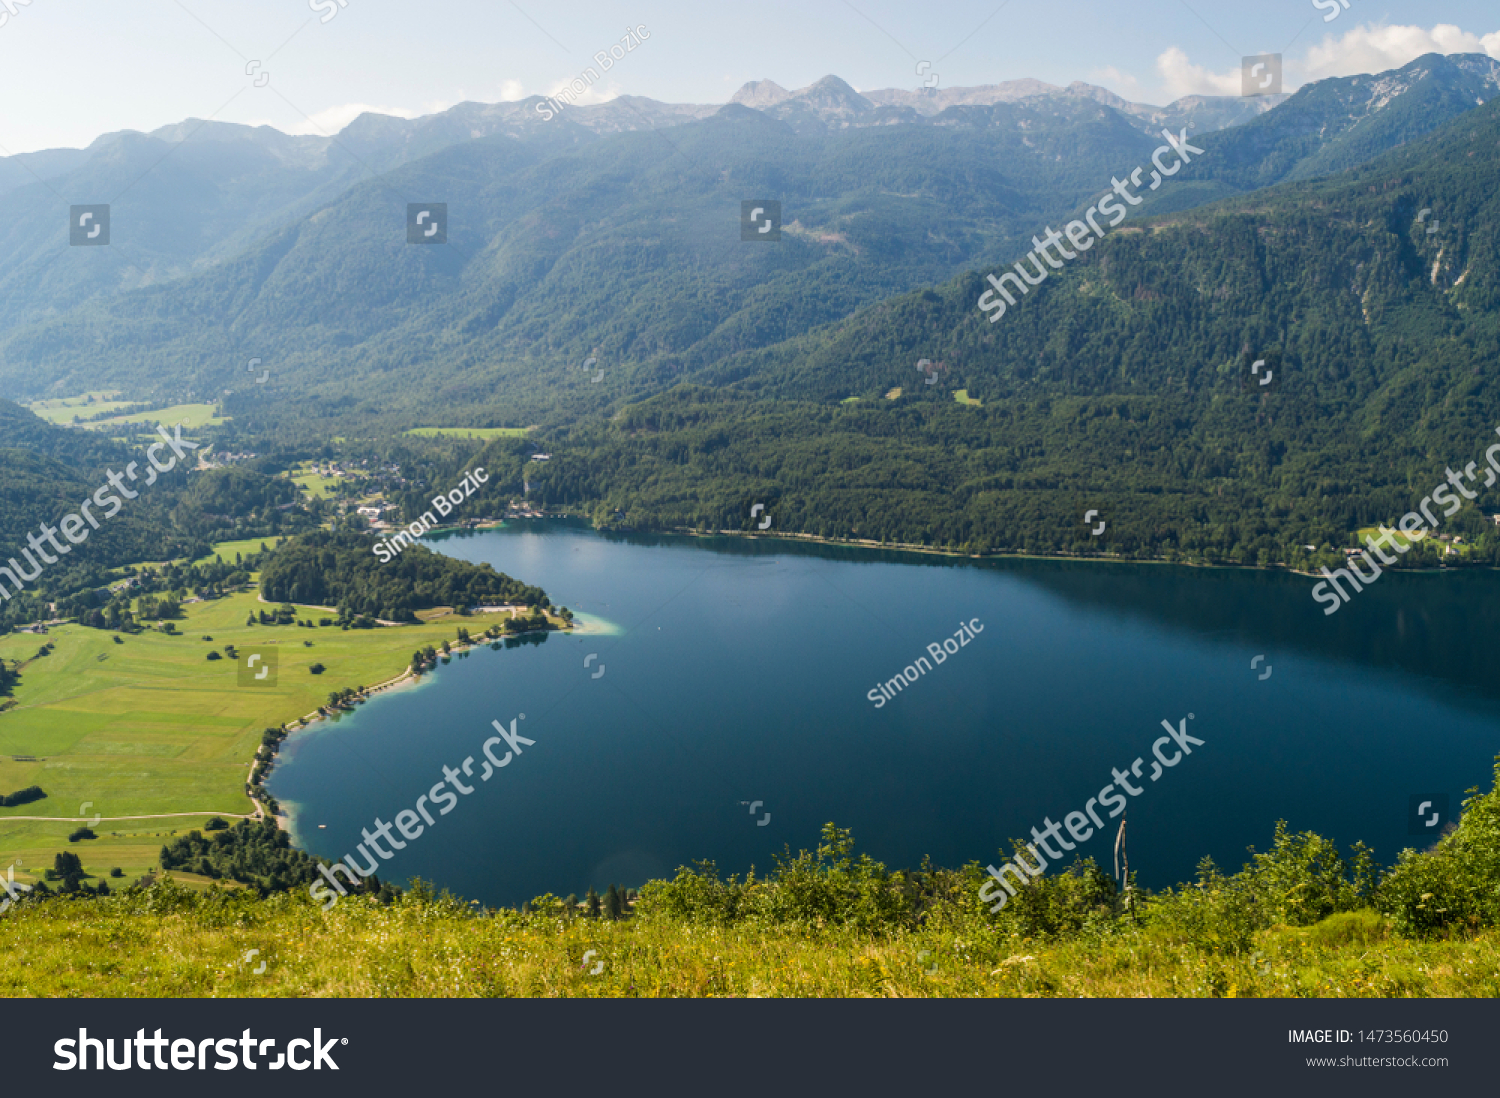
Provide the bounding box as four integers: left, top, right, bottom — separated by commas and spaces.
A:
0, 591, 517, 872
404, 427, 529, 439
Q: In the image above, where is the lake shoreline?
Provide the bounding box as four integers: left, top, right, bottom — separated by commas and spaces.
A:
261, 520, 1500, 908
265, 618, 575, 845
644, 523, 1500, 578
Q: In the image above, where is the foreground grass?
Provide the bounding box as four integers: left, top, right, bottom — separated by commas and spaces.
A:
2, 881, 1496, 998
9, 766, 1498, 998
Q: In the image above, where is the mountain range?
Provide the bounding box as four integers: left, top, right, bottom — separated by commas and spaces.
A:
0, 72, 1272, 339
1, 52, 1495, 427
0, 51, 1498, 567
523, 86, 1500, 563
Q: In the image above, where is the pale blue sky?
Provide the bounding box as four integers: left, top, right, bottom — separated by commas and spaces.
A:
0, 0, 1496, 154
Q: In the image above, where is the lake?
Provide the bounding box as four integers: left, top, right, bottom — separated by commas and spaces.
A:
268, 520, 1500, 907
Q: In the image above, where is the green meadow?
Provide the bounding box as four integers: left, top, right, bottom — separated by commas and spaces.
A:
1354, 525, 1472, 558
191, 537, 285, 566
24, 392, 130, 424
0, 588, 516, 886
26, 396, 225, 432
404, 427, 529, 440
291, 470, 341, 499
92, 402, 225, 430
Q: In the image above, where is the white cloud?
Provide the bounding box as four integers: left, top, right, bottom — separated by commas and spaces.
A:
1155, 46, 1240, 98
279, 101, 445, 136
540, 76, 623, 107
242, 82, 527, 139
1299, 22, 1500, 82
1149, 22, 1500, 102
1089, 65, 1147, 102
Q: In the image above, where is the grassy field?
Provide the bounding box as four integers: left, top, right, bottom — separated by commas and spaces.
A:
404, 427, 529, 440
0, 589, 517, 885
189, 537, 284, 566
1, 883, 1495, 997
91, 402, 225, 430
952, 389, 982, 406
1354, 525, 1469, 557
291, 471, 341, 499
24, 392, 129, 424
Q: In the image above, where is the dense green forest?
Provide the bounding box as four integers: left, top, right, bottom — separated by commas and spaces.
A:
0, 400, 314, 632
160, 818, 398, 901
258, 529, 547, 619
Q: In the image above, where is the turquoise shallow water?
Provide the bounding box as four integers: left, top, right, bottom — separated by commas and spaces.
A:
268, 521, 1500, 906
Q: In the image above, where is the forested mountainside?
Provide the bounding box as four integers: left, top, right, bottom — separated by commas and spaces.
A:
3, 56, 1498, 442
511, 98, 1500, 568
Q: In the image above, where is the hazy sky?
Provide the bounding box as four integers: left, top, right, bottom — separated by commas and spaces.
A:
0, 0, 1496, 154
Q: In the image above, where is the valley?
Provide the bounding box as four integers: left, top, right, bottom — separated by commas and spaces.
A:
0, 12, 1497, 1034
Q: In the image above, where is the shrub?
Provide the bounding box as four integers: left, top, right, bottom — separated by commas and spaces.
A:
0, 785, 46, 807
985, 851, 1119, 941
1141, 858, 1264, 956
206, 651, 222, 661
204, 817, 229, 831
1303, 909, 1389, 948
1242, 822, 1378, 927
309, 663, 325, 674
68, 828, 97, 842
640, 824, 920, 932
1378, 759, 1500, 936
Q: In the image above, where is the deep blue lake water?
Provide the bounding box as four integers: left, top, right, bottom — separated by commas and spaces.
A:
268, 520, 1500, 907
